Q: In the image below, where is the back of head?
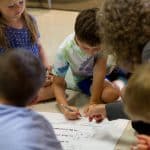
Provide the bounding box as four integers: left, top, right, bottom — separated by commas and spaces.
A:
75, 8, 101, 46
0, 49, 45, 106
124, 63, 150, 123
99, 0, 150, 70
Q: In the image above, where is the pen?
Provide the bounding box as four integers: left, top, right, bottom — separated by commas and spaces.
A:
60, 104, 82, 117
60, 104, 74, 112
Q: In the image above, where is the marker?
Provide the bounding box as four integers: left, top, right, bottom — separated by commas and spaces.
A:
60, 104, 74, 112
60, 104, 82, 117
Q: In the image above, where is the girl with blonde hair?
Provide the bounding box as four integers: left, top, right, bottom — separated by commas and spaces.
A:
0, 0, 54, 102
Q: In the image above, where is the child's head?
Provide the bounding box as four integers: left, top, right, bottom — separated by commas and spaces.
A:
124, 64, 150, 123
75, 8, 101, 55
0, 49, 45, 106
0, 0, 25, 20
98, 0, 150, 71
0, 0, 38, 49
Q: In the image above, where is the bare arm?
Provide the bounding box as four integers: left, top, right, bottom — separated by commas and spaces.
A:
53, 76, 80, 120
90, 57, 107, 104
53, 76, 68, 106
37, 39, 50, 69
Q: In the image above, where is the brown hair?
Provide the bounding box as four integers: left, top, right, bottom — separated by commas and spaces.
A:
124, 63, 150, 123
75, 8, 101, 46
0, 49, 45, 106
98, 0, 150, 70
0, 8, 38, 49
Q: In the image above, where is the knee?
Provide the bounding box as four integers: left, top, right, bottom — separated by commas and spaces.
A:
102, 87, 120, 103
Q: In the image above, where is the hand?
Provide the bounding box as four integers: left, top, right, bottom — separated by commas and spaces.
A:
43, 74, 54, 87
84, 104, 96, 116
60, 105, 81, 120
46, 65, 52, 72
43, 66, 54, 87
85, 104, 106, 123
131, 135, 150, 150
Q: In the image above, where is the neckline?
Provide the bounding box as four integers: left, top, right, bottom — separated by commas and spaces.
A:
6, 25, 26, 31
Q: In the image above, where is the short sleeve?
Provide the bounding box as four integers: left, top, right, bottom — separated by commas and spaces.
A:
142, 41, 150, 63
106, 101, 128, 120
52, 47, 69, 77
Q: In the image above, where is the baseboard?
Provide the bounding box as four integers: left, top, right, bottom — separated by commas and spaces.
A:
27, 0, 51, 9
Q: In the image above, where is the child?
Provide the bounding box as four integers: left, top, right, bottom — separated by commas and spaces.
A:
124, 64, 150, 124
124, 64, 150, 150
0, 49, 62, 150
52, 8, 120, 120
87, 0, 150, 119
88, 0, 150, 119
0, 0, 54, 102
86, 0, 150, 148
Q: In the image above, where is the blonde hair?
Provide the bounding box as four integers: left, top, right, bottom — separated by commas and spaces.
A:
124, 63, 150, 123
98, 0, 150, 70
0, 7, 38, 49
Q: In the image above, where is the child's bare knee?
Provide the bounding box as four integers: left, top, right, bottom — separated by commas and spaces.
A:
102, 87, 120, 103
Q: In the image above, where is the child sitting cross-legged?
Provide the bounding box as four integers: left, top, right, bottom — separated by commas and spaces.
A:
52, 8, 120, 120
0, 0, 54, 102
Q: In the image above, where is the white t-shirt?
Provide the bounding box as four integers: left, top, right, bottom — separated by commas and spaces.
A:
53, 34, 111, 89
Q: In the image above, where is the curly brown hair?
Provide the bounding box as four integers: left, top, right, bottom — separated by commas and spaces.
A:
98, 0, 150, 70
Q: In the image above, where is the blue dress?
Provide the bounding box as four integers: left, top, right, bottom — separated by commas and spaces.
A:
0, 26, 39, 57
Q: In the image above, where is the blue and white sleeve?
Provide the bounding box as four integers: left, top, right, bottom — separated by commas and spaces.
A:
52, 48, 69, 78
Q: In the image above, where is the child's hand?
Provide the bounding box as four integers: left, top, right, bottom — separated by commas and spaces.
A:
44, 66, 54, 87
44, 74, 54, 87
60, 105, 81, 120
131, 135, 150, 150
84, 104, 106, 123
84, 104, 96, 116
46, 65, 53, 72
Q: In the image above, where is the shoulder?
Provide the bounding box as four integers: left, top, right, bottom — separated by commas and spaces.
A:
59, 33, 75, 51
25, 13, 38, 28
28, 111, 62, 149
27, 14, 37, 23
3, 108, 54, 132
0, 107, 61, 150
27, 110, 53, 129
19, 110, 60, 146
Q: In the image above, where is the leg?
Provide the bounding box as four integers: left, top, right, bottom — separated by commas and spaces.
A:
101, 80, 120, 103
78, 77, 120, 103
77, 77, 92, 96
37, 84, 55, 102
